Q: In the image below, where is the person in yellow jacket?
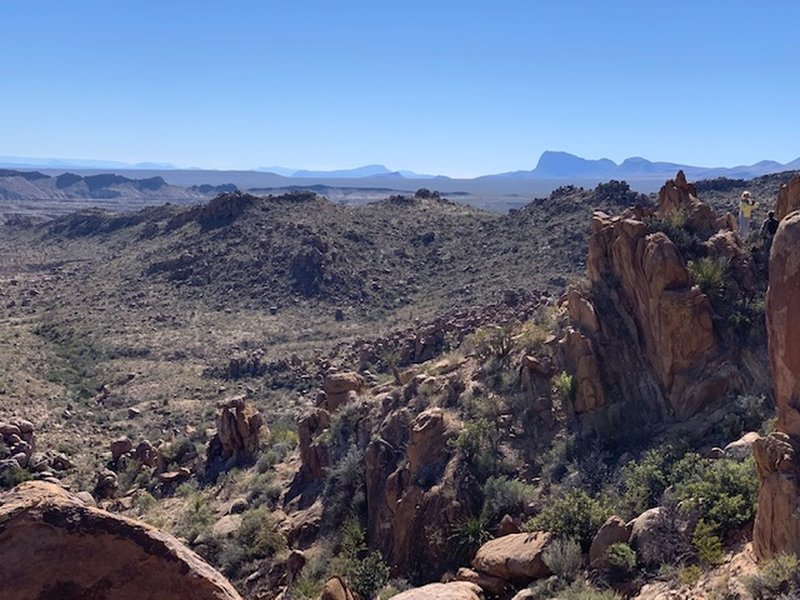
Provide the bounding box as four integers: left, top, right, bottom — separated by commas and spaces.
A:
738, 191, 757, 237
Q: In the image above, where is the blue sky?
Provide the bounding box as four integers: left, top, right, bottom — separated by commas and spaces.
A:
1, 1, 798, 177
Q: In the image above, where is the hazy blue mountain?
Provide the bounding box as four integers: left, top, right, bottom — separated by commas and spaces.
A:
0, 156, 177, 170
480, 151, 800, 181
292, 164, 394, 178
255, 166, 299, 177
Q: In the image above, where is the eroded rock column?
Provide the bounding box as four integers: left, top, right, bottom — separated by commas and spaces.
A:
753, 211, 800, 560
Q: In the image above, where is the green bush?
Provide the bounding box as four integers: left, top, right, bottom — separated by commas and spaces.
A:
323, 444, 366, 526
688, 257, 729, 301
0, 463, 30, 489
618, 447, 676, 517
607, 542, 636, 574
236, 507, 287, 564
449, 417, 496, 476
481, 476, 537, 520
177, 494, 213, 542
692, 519, 723, 565
525, 490, 610, 550
679, 565, 702, 586
349, 551, 390, 599
554, 371, 575, 403
672, 455, 758, 536
744, 553, 800, 599
543, 538, 582, 580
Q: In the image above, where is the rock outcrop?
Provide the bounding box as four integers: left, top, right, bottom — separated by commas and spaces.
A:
589, 515, 632, 569
322, 371, 365, 412
775, 173, 800, 221
655, 170, 717, 232
753, 211, 800, 560
206, 396, 264, 474
0, 481, 241, 600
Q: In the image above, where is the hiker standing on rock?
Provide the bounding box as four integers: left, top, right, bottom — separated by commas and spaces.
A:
738, 191, 757, 237
761, 210, 779, 254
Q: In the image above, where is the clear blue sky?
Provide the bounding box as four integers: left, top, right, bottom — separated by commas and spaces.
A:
1, 1, 798, 177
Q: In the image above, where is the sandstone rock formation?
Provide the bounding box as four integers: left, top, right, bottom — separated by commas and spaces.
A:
322, 371, 365, 412
471, 532, 552, 583
298, 407, 332, 481
0, 481, 241, 600
753, 211, 800, 560
776, 173, 800, 221
391, 582, 484, 600
206, 395, 264, 473
655, 170, 717, 232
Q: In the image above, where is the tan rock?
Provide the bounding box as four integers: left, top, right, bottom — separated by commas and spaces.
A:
298, 407, 331, 480
407, 407, 454, 481
776, 173, 800, 221
110, 436, 133, 462
472, 532, 552, 583
456, 567, 507, 596
391, 581, 484, 600
560, 327, 605, 414
206, 396, 264, 471
589, 515, 632, 568
724, 431, 761, 461
320, 576, 356, 600
655, 170, 718, 232
0, 481, 241, 600
323, 371, 365, 412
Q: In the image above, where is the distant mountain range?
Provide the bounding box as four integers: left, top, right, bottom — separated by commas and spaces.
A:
483, 151, 800, 181
1, 152, 798, 182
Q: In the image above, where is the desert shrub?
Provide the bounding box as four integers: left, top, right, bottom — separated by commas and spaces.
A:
177, 494, 213, 541
526, 580, 621, 600
135, 490, 157, 513
237, 507, 286, 561
645, 212, 705, 260
672, 455, 758, 536
327, 401, 363, 455
537, 434, 578, 484
247, 472, 282, 508
554, 371, 575, 403
449, 515, 492, 562
0, 463, 30, 489
618, 447, 675, 517
466, 325, 514, 364
377, 579, 413, 599
607, 542, 637, 575
679, 565, 702, 586
289, 575, 324, 599
525, 489, 610, 550
744, 553, 800, 599
692, 519, 724, 565
449, 417, 496, 477
349, 551, 390, 599
688, 257, 729, 301
323, 444, 366, 526
543, 538, 582, 580
482, 475, 537, 520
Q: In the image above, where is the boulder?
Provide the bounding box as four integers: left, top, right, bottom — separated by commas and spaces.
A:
754, 211, 800, 560
455, 567, 507, 596
472, 532, 552, 583
724, 431, 761, 461
110, 436, 133, 462
0, 481, 241, 600
391, 582, 484, 600
322, 372, 365, 412
407, 407, 454, 481
776, 173, 800, 221
560, 327, 605, 414
319, 576, 356, 600
589, 515, 632, 569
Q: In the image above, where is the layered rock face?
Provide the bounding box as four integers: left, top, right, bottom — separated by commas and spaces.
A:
753, 211, 800, 560
0, 481, 241, 600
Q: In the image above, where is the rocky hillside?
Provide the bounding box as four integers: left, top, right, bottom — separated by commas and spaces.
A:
1, 172, 800, 599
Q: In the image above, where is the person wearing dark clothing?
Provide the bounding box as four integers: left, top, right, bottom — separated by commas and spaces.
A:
761, 210, 779, 254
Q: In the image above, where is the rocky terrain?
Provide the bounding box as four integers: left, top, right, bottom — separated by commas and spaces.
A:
1, 171, 800, 599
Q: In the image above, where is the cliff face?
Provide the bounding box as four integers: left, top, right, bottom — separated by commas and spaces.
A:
753, 211, 800, 560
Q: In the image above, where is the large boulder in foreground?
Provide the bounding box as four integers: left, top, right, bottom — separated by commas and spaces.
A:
0, 481, 241, 600
391, 582, 484, 600
754, 211, 800, 560
471, 532, 552, 584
